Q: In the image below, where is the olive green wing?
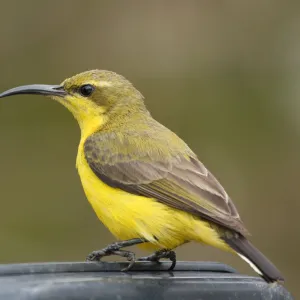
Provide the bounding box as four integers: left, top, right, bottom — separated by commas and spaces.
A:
84, 132, 248, 235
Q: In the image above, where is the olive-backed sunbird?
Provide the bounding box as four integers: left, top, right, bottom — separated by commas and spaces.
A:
0, 70, 283, 283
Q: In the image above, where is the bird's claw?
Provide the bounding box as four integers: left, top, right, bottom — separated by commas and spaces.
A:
86, 248, 137, 271
86, 241, 127, 261
86, 238, 146, 271
86, 250, 107, 261
138, 249, 176, 270
120, 251, 136, 271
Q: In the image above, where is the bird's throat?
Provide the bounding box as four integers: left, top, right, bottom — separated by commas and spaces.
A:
54, 95, 108, 141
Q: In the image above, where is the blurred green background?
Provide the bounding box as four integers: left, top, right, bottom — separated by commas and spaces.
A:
0, 0, 298, 297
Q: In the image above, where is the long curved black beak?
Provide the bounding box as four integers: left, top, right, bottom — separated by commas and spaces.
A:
0, 84, 66, 98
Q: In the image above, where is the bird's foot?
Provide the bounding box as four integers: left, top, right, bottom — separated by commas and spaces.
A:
138, 249, 176, 270
86, 238, 146, 271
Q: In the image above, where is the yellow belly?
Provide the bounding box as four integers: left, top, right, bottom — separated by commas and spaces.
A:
76, 145, 230, 253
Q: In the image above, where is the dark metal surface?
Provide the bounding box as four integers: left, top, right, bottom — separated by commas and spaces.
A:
0, 261, 293, 300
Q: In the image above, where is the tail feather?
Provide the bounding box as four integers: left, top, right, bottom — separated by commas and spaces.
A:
223, 234, 284, 283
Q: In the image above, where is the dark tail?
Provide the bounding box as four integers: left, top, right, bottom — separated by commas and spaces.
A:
223, 234, 284, 283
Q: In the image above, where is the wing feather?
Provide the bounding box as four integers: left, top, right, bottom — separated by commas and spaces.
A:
84, 131, 248, 235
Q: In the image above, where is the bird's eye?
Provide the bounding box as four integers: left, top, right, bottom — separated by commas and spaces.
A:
79, 84, 95, 97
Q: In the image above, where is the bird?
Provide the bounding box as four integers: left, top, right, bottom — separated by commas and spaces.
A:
0, 70, 283, 283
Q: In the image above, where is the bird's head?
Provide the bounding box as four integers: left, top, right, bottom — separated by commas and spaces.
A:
0, 70, 146, 133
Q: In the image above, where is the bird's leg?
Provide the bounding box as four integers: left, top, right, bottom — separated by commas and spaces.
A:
138, 249, 177, 270
86, 238, 147, 271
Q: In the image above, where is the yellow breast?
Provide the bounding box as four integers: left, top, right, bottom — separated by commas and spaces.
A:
77, 141, 181, 247
76, 140, 229, 253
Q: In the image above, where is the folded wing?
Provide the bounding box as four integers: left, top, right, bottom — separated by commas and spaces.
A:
84, 132, 248, 235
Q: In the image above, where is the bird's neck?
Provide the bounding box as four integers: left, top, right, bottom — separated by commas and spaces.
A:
100, 100, 151, 132
79, 115, 107, 143
77, 99, 150, 143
